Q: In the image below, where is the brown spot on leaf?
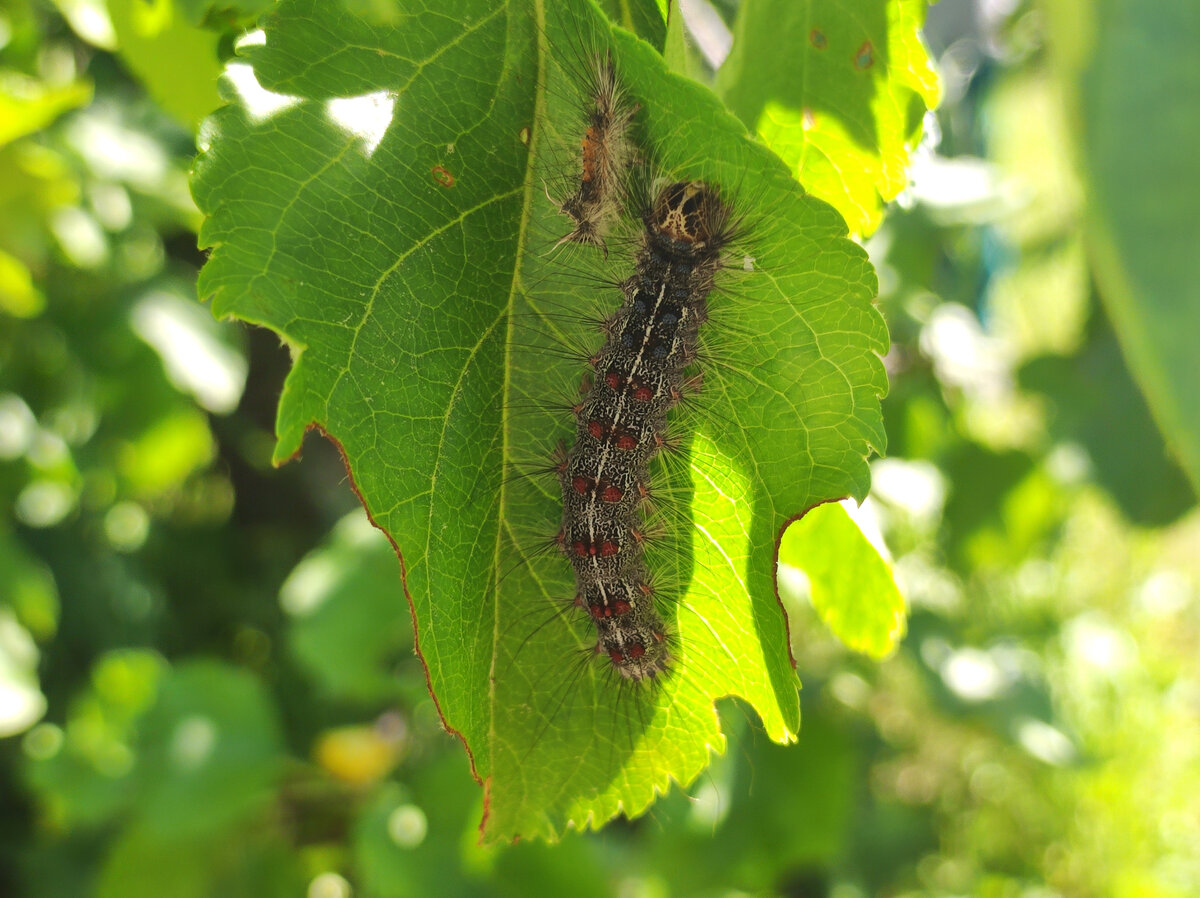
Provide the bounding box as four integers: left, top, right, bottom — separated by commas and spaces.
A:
854, 41, 874, 69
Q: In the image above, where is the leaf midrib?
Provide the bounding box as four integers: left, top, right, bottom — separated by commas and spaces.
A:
487, 0, 551, 787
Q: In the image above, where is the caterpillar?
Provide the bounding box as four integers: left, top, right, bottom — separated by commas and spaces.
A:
557, 179, 733, 681
545, 45, 638, 255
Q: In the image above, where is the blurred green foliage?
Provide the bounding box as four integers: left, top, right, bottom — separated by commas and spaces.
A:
1, 1, 1197, 896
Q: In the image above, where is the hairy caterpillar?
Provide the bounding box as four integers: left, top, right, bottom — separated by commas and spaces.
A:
557, 179, 733, 681
550, 48, 638, 254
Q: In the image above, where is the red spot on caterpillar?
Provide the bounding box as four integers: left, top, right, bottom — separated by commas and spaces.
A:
572, 476, 589, 494
854, 41, 874, 69
638, 582, 653, 596
588, 599, 630, 619
628, 643, 645, 660
587, 418, 636, 449
431, 165, 455, 187
601, 485, 623, 503
600, 540, 619, 557
652, 631, 665, 643
810, 29, 827, 49
634, 384, 654, 402
608, 648, 624, 664
605, 371, 623, 390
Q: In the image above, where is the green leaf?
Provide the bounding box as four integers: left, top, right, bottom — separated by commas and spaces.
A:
716, 0, 940, 237
281, 510, 413, 702
97, 825, 217, 898
0, 247, 45, 317
1049, 0, 1200, 495
778, 501, 905, 659
0, 72, 93, 149
106, 0, 225, 129
176, 0, 274, 27
714, 709, 857, 880
596, 0, 667, 51
133, 660, 282, 837
194, 0, 886, 841
22, 650, 166, 828
1020, 309, 1196, 526
97, 822, 307, 898
941, 445, 1066, 573
0, 525, 59, 640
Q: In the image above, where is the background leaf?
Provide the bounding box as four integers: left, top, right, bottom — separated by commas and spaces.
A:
280, 510, 412, 703
716, 0, 939, 237
193, 0, 886, 841
779, 501, 906, 659
1049, 0, 1200, 493
105, 0, 225, 129
1020, 309, 1196, 526
132, 660, 282, 837
0, 74, 92, 149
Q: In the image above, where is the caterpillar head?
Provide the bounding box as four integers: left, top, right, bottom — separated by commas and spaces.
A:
648, 180, 731, 254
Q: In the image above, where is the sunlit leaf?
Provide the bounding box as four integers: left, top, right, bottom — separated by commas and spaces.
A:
0, 248, 44, 317
779, 501, 905, 659
716, 0, 939, 237
106, 0, 224, 129
176, 0, 273, 26
117, 408, 214, 497
0, 606, 46, 737
194, 0, 886, 841
0, 73, 92, 148
0, 525, 60, 640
